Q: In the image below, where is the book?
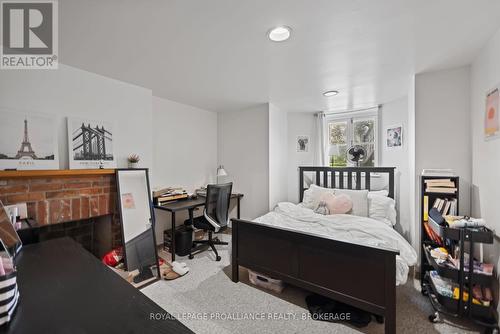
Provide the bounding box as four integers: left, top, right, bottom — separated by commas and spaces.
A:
426, 187, 457, 194
424, 178, 452, 184
423, 196, 429, 221
443, 200, 451, 215
437, 199, 445, 212
153, 187, 185, 198
449, 199, 457, 216
425, 181, 455, 188
422, 169, 455, 177
423, 222, 443, 245
157, 193, 188, 203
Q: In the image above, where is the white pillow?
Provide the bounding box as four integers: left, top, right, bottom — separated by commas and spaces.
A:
368, 193, 397, 226
369, 190, 389, 197
333, 189, 369, 217
302, 184, 336, 210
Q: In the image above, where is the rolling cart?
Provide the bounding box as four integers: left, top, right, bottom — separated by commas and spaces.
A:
421, 214, 499, 333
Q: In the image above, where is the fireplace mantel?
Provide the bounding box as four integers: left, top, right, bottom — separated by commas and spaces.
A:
0, 169, 115, 179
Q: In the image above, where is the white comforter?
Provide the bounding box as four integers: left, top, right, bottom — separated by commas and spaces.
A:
254, 202, 417, 285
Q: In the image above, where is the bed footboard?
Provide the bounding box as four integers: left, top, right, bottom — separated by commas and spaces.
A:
231, 218, 399, 334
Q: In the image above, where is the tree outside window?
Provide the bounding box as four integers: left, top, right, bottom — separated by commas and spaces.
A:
327, 115, 377, 167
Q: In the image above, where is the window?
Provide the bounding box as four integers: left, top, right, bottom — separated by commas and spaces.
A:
327, 113, 378, 167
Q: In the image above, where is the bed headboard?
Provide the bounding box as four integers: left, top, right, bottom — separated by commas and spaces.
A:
299, 166, 396, 201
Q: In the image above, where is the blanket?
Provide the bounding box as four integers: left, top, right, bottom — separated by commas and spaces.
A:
254, 202, 417, 285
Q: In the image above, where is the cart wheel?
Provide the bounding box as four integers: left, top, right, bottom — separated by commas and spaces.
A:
421, 289, 429, 296
374, 315, 384, 324
188, 254, 194, 259
428, 312, 440, 323
216, 255, 221, 261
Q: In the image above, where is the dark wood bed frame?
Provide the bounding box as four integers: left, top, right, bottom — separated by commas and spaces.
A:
231, 166, 399, 334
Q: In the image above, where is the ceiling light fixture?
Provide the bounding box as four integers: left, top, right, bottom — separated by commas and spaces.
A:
323, 90, 339, 97
268, 26, 292, 42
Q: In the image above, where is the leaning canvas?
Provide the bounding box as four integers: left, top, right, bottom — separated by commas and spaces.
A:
0, 111, 59, 170
67, 117, 116, 169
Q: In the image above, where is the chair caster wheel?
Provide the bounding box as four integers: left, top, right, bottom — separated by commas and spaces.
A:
216, 256, 221, 261
188, 254, 194, 259
429, 312, 439, 323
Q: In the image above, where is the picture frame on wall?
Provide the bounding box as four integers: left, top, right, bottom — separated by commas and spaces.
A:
386, 125, 403, 149
67, 117, 116, 169
485, 87, 500, 141
0, 110, 59, 170
297, 136, 309, 152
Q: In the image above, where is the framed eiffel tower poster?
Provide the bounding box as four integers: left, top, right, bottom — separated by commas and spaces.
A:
0, 111, 59, 170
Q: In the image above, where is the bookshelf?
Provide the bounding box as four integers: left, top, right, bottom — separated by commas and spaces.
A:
420, 175, 460, 284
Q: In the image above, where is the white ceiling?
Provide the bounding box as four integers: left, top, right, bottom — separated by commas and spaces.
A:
59, 0, 500, 113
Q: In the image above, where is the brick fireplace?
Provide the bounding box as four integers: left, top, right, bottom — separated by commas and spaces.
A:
0, 169, 122, 256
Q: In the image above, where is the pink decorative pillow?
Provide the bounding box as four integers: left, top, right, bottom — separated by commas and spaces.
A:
322, 193, 352, 214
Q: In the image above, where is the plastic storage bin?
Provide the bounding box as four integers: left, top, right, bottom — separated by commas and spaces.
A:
248, 270, 284, 293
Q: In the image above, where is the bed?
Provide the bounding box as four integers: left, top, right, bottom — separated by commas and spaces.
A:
231, 166, 417, 334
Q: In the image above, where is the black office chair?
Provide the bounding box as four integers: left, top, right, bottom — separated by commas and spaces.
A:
185, 182, 232, 261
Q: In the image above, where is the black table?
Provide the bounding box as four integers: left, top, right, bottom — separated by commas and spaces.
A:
0, 238, 193, 334
154, 194, 243, 261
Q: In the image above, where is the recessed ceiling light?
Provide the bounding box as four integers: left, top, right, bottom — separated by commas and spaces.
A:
323, 90, 339, 97
268, 26, 292, 42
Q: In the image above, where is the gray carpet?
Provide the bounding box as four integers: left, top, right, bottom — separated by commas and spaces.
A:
143, 234, 482, 334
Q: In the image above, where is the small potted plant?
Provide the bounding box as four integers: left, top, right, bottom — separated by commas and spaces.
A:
127, 154, 140, 168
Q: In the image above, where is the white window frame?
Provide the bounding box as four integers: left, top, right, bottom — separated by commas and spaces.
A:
326, 109, 379, 167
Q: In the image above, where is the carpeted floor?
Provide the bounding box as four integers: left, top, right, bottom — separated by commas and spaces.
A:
143, 234, 483, 334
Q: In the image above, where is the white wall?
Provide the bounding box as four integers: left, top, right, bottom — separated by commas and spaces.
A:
152, 96, 217, 190
380, 97, 411, 241
471, 29, 500, 233
218, 104, 269, 219
408, 76, 417, 250
415, 66, 472, 218
0, 64, 153, 171
268, 103, 288, 209
152, 96, 218, 240
286, 113, 317, 202
470, 27, 500, 306
0, 63, 221, 245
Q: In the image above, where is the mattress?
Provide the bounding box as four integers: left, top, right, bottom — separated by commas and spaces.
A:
254, 202, 418, 285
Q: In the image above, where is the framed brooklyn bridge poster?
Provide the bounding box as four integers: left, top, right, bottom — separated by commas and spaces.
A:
67, 117, 116, 169
0, 110, 59, 170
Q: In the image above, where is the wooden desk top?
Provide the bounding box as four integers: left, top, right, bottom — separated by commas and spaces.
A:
0, 238, 192, 334
154, 193, 243, 212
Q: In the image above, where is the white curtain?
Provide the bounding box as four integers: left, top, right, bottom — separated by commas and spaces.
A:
314, 112, 328, 166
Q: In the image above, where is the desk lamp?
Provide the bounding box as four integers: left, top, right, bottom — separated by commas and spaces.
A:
216, 165, 227, 184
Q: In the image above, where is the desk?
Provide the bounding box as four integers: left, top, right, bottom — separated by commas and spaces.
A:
0, 237, 192, 334
154, 193, 243, 261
